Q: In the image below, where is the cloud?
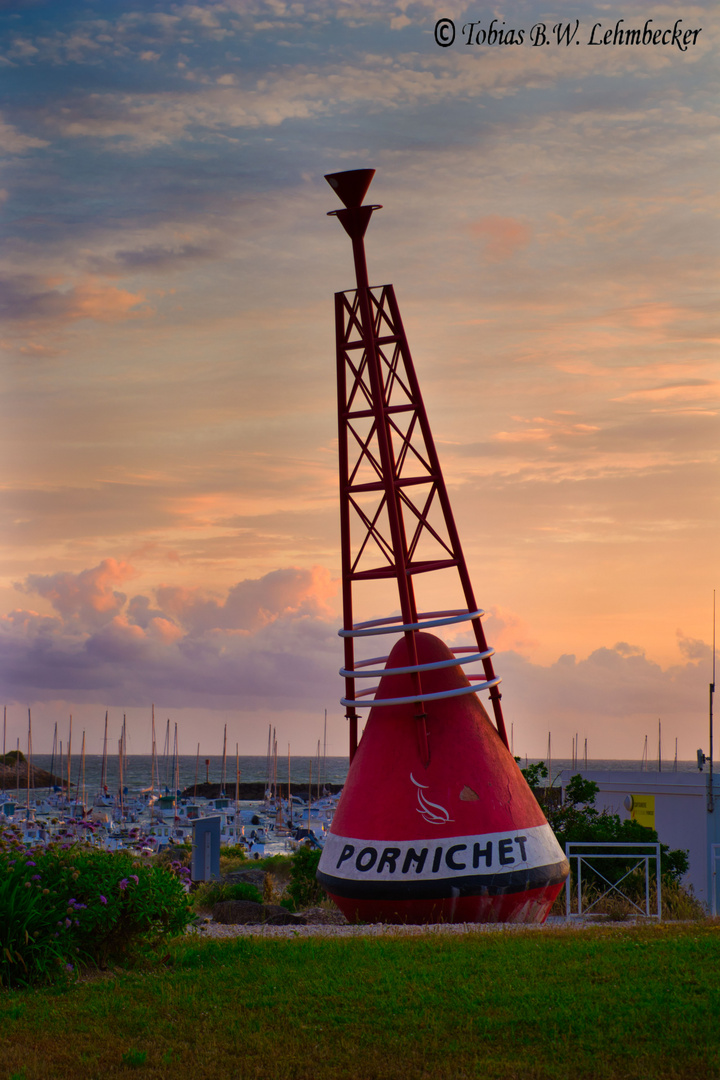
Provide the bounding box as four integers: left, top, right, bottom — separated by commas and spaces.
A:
84, 238, 222, 276
676, 630, 714, 663
0, 275, 151, 325
153, 566, 338, 633
1, 563, 341, 709
0, 560, 712, 760
470, 216, 532, 261
17, 558, 136, 629
0, 114, 48, 152
33, 33, 713, 150
500, 642, 711, 757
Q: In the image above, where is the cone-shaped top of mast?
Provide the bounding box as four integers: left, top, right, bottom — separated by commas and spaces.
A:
325, 169, 375, 209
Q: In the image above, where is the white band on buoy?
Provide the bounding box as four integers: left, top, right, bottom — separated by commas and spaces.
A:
317, 824, 569, 898
340, 676, 501, 709
339, 608, 486, 638
340, 648, 494, 680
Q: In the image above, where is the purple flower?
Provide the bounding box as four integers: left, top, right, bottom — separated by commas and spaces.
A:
32, 874, 41, 880
65, 918, 72, 928
130, 874, 139, 885
118, 878, 128, 891
26, 860, 36, 866
99, 895, 107, 904
65, 963, 73, 972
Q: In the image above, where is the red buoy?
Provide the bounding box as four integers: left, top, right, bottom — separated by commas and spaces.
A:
318, 633, 569, 923
319, 169, 569, 922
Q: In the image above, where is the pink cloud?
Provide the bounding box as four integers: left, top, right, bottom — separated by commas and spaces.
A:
1, 561, 710, 757
470, 216, 532, 261
17, 558, 137, 629
69, 280, 152, 322
154, 566, 337, 634
0, 274, 151, 326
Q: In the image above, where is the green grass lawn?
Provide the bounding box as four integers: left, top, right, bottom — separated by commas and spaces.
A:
1, 922, 719, 1080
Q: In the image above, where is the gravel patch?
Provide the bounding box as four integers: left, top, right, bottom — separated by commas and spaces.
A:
187, 914, 600, 939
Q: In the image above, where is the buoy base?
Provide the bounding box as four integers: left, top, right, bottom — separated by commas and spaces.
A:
325, 882, 563, 925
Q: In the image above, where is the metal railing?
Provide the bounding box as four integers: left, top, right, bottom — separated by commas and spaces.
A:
565, 842, 662, 919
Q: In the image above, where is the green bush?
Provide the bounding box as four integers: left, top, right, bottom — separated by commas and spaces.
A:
545, 772, 689, 885
192, 879, 262, 910
0, 826, 192, 987
287, 846, 324, 910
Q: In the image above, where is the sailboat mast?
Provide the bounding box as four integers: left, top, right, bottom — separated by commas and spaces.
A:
101, 710, 108, 793
163, 719, 170, 791
547, 731, 552, 789
27, 708, 32, 815
79, 730, 86, 809
235, 743, 240, 823
118, 734, 124, 819
709, 589, 716, 813
322, 709, 327, 790
171, 721, 177, 799
49, 721, 57, 795
151, 705, 157, 800
67, 715, 72, 805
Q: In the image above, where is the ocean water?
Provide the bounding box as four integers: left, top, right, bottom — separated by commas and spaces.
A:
25, 754, 349, 797
20, 754, 703, 798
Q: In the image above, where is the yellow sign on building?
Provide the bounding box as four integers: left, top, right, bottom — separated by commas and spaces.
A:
630, 794, 655, 829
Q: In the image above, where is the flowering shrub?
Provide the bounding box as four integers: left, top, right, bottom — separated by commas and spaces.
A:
0, 825, 192, 988
167, 860, 192, 892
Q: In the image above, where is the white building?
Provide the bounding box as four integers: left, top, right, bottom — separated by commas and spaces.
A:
559, 769, 720, 912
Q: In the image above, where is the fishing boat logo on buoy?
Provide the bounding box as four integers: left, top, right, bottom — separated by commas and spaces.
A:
410, 773, 453, 825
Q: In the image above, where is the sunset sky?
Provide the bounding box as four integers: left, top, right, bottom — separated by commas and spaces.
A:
0, 0, 717, 760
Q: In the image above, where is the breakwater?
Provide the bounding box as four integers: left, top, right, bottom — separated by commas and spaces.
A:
179, 781, 344, 800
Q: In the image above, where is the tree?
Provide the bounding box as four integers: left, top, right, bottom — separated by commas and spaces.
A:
530, 766, 688, 884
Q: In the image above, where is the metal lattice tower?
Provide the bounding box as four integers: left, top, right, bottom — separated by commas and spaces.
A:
327, 169, 508, 763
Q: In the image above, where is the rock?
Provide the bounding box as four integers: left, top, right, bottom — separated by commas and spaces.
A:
262, 905, 307, 926
212, 899, 307, 926
213, 900, 265, 924
0, 760, 65, 791
223, 869, 265, 888
301, 906, 349, 926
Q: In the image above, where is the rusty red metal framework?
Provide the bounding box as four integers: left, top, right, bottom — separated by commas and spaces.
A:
326, 169, 508, 763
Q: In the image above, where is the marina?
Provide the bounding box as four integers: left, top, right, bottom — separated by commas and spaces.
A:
0, 745, 706, 861
0, 749, 349, 859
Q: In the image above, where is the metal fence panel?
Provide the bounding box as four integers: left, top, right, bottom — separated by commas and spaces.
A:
565, 842, 662, 919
